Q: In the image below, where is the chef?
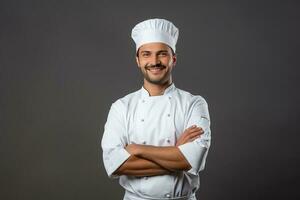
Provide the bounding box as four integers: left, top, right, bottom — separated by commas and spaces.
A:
101, 18, 211, 200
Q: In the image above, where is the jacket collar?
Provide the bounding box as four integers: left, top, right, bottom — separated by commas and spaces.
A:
141, 83, 176, 98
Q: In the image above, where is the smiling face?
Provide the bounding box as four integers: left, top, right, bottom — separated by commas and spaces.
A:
136, 42, 177, 85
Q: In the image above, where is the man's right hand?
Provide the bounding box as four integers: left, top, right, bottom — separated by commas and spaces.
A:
175, 125, 204, 147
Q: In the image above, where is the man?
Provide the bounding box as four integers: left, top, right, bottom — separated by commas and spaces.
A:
101, 18, 211, 200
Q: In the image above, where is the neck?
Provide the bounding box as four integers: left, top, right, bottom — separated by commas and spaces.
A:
143, 78, 173, 96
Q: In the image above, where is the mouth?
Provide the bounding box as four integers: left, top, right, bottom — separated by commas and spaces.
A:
146, 67, 165, 74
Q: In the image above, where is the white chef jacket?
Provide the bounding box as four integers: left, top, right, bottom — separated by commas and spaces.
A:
101, 83, 211, 200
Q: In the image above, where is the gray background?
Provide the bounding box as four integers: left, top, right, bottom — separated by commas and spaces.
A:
1, 0, 299, 199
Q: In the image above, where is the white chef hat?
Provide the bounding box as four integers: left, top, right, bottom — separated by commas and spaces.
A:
131, 18, 179, 53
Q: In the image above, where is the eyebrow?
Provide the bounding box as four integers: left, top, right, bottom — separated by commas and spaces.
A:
140, 50, 169, 54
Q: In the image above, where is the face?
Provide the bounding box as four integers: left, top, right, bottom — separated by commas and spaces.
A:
136, 42, 176, 85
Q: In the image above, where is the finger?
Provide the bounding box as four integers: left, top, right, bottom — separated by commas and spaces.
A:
183, 125, 201, 132
185, 129, 203, 136
181, 128, 202, 140
183, 128, 202, 136
185, 125, 197, 131
180, 127, 203, 142
189, 125, 201, 129
179, 132, 200, 144
181, 128, 196, 137
185, 131, 202, 139
181, 134, 201, 145
188, 135, 201, 143
188, 126, 203, 132
188, 130, 204, 139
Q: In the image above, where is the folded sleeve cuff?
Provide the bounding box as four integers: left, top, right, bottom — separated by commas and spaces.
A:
103, 147, 131, 179
178, 141, 208, 175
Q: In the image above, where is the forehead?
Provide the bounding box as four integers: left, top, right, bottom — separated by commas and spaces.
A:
139, 42, 172, 52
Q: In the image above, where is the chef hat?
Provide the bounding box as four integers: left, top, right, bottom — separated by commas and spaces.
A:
131, 18, 179, 53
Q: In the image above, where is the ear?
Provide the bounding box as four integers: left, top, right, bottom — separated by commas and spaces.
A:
135, 56, 140, 67
135, 56, 142, 68
172, 55, 177, 66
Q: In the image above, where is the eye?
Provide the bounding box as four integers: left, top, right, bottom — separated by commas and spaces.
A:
158, 52, 168, 57
141, 52, 150, 57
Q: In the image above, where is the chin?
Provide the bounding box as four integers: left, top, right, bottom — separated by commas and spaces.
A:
143, 73, 170, 85
147, 77, 169, 85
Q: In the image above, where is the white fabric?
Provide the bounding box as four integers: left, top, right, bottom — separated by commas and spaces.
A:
131, 18, 179, 52
101, 83, 211, 199
124, 190, 197, 200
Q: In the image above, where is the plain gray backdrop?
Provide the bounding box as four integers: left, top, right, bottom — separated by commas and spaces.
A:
1, 0, 299, 199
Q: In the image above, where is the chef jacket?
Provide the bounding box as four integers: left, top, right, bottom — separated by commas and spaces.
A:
101, 83, 211, 200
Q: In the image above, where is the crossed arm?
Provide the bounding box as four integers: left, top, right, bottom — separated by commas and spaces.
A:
113, 125, 203, 177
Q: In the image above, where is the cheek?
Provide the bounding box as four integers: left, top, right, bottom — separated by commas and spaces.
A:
136, 57, 144, 67
165, 58, 173, 66
141, 61, 150, 68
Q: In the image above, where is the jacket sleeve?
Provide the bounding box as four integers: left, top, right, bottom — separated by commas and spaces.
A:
178, 96, 211, 175
101, 101, 130, 178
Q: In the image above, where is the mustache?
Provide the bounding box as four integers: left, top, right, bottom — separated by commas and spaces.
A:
145, 63, 166, 70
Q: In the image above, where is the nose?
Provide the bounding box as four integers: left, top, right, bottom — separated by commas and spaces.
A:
149, 54, 160, 66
